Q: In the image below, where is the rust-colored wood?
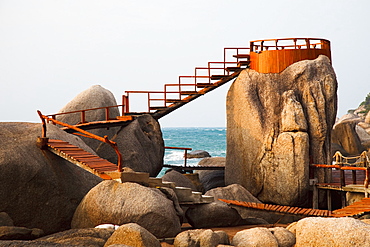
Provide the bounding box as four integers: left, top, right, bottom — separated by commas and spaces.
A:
249, 38, 331, 73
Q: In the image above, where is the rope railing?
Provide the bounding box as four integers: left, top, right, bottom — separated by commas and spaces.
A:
37, 110, 123, 172
311, 151, 370, 196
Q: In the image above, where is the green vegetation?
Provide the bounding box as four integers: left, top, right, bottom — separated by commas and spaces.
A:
359, 93, 370, 115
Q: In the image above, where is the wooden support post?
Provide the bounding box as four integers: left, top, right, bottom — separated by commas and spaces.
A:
37, 137, 49, 150
341, 192, 347, 208
327, 190, 332, 211
311, 178, 318, 209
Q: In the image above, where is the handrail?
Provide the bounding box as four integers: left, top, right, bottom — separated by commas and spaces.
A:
165, 146, 192, 168
122, 46, 249, 113
250, 38, 330, 52
311, 151, 370, 192
37, 110, 123, 172
46, 105, 124, 124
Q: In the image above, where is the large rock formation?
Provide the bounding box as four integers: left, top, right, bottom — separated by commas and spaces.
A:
0, 122, 102, 234
96, 114, 164, 177
332, 118, 366, 156
71, 181, 182, 238
288, 217, 370, 247
57, 85, 121, 151
57, 85, 164, 176
226, 55, 337, 206
196, 157, 226, 192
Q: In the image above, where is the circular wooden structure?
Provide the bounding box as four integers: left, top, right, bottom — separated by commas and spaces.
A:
249, 38, 331, 73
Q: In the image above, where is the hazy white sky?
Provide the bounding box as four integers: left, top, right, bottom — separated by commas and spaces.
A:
1, 0, 369, 127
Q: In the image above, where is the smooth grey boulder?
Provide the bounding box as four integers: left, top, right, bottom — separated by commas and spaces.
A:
174, 229, 221, 247
232, 227, 279, 247
197, 157, 226, 192
0, 122, 102, 234
187, 150, 211, 159
162, 170, 197, 191
57, 85, 121, 151
96, 114, 164, 177
226, 55, 337, 206
56, 85, 164, 177
104, 223, 160, 247
72, 180, 181, 238
185, 201, 242, 228
270, 227, 295, 247
332, 119, 366, 156
205, 184, 275, 224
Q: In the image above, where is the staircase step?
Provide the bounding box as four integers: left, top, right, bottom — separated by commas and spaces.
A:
196, 83, 217, 88
166, 99, 188, 103
210, 75, 228, 80
149, 106, 168, 111
233, 54, 250, 59
180, 91, 200, 95
226, 67, 243, 72
238, 60, 251, 67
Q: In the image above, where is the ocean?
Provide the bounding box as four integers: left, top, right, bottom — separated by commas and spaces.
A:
159, 127, 226, 176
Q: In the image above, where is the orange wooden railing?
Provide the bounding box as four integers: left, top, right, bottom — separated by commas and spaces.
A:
46, 105, 125, 124
122, 47, 250, 114
249, 38, 331, 73
37, 110, 123, 172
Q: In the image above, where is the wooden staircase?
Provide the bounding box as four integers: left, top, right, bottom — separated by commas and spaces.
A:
45, 139, 119, 180
122, 48, 251, 120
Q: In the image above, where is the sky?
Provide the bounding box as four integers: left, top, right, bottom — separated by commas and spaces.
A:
0, 0, 369, 127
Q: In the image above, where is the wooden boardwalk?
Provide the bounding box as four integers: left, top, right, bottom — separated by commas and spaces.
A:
220, 198, 370, 218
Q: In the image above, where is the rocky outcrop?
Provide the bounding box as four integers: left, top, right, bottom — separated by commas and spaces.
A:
162, 170, 197, 191
197, 157, 226, 192
0, 226, 44, 240
288, 217, 370, 247
104, 223, 161, 247
57, 85, 164, 177
332, 118, 366, 156
226, 55, 337, 206
187, 150, 211, 159
71, 181, 181, 238
35, 228, 113, 246
174, 229, 229, 247
205, 184, 288, 224
232, 227, 295, 247
0, 122, 102, 234
185, 201, 242, 228
57, 85, 121, 151
96, 114, 164, 176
